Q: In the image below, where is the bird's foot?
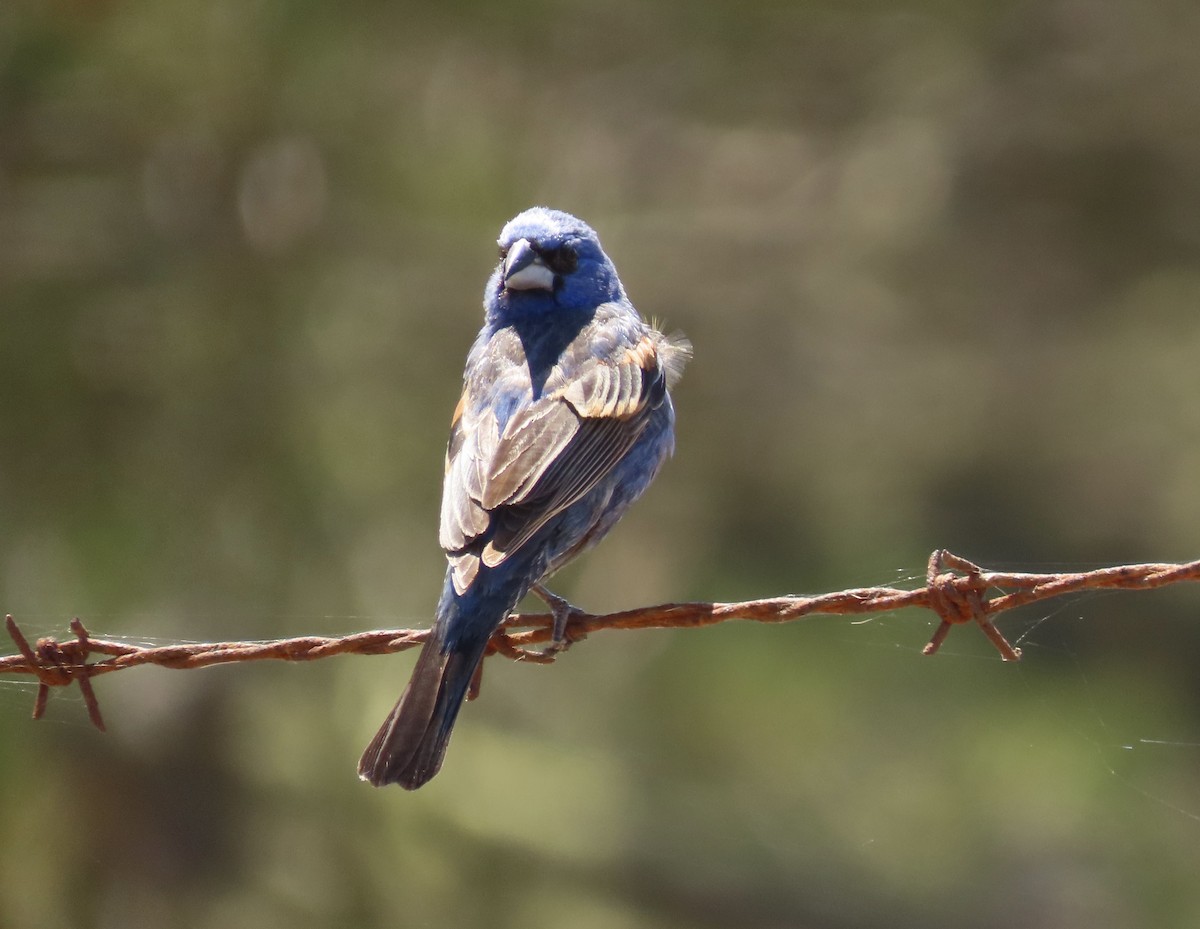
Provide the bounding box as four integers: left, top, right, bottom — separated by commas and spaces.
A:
487, 627, 556, 665
531, 583, 588, 657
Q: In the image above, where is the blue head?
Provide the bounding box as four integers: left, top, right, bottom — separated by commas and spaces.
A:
485, 208, 626, 320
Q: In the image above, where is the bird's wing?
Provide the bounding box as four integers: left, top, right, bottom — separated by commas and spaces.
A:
438, 329, 673, 593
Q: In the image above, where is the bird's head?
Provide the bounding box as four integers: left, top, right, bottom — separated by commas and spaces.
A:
486, 207, 625, 317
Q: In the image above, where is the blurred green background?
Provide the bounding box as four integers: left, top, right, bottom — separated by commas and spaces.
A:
3, 1, 1200, 927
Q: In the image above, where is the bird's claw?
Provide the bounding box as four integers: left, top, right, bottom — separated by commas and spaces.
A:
531, 583, 587, 657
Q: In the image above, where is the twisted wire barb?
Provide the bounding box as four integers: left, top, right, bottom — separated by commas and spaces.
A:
3, 550, 1199, 730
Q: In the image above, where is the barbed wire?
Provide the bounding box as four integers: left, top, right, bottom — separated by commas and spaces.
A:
3, 549, 1199, 732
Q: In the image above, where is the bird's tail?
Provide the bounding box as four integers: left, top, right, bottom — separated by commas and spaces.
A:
357, 575, 508, 789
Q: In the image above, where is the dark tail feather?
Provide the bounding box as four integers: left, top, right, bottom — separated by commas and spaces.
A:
360, 561, 535, 789
357, 614, 491, 790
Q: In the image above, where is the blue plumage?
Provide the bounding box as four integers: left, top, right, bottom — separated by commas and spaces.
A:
358, 208, 689, 789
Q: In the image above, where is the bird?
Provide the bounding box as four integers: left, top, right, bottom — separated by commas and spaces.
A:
358, 207, 690, 789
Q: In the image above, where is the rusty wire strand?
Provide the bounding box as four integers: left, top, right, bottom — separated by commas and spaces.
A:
3, 550, 1199, 731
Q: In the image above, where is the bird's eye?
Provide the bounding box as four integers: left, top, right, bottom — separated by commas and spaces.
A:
498, 244, 508, 259
543, 246, 578, 276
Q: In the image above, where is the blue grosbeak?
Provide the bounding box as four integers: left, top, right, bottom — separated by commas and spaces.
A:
358, 207, 689, 789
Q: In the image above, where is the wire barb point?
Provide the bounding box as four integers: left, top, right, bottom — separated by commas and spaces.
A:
4, 614, 107, 730
923, 550, 1022, 661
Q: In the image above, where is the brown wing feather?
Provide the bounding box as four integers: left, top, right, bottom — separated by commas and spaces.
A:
440, 327, 671, 591
481, 351, 667, 567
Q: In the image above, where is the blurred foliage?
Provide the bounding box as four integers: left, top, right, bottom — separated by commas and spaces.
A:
3, 0, 1200, 927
